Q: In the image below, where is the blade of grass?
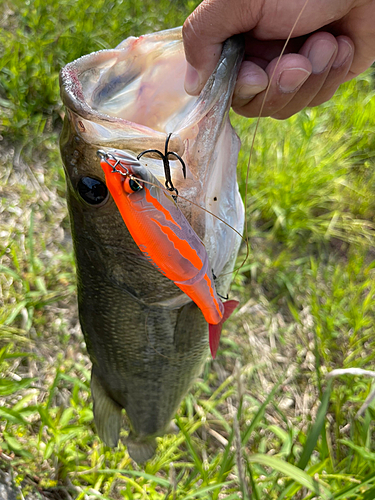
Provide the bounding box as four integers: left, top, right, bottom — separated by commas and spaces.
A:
277, 382, 332, 500
180, 481, 233, 500
298, 380, 332, 469
93, 469, 170, 488
176, 415, 206, 480
247, 454, 332, 499
333, 471, 375, 499
242, 378, 282, 445
28, 209, 35, 274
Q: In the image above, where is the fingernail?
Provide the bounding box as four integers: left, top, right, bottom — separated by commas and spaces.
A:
278, 68, 310, 93
332, 39, 352, 68
184, 62, 200, 95
233, 65, 268, 103
232, 94, 256, 108
232, 85, 262, 107
235, 84, 266, 101
308, 40, 337, 74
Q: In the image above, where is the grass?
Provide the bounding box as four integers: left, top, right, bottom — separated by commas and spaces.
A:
1, 0, 375, 498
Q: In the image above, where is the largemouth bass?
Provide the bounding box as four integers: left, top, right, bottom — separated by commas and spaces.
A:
59, 27, 244, 463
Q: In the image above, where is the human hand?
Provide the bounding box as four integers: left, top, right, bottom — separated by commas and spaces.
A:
183, 0, 375, 119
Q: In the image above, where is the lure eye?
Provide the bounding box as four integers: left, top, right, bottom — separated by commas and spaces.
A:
77, 176, 108, 205
129, 178, 142, 191
123, 177, 143, 194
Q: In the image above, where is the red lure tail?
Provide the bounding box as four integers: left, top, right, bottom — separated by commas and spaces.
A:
209, 300, 239, 358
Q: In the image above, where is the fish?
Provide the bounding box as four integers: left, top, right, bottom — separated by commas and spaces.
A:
97, 149, 239, 358
59, 27, 244, 463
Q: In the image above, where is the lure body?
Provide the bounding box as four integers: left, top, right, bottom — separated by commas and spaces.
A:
100, 151, 238, 356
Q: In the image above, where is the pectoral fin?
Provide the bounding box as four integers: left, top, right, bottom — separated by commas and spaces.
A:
91, 370, 122, 447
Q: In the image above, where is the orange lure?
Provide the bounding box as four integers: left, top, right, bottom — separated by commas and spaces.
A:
98, 149, 238, 358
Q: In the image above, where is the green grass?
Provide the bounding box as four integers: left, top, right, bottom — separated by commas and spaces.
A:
1, 0, 375, 498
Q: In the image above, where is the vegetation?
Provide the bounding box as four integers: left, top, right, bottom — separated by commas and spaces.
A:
1, 0, 375, 498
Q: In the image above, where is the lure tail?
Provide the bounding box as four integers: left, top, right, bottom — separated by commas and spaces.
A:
209, 299, 239, 358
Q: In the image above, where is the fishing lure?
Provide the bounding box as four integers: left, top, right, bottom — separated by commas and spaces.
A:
97, 149, 238, 358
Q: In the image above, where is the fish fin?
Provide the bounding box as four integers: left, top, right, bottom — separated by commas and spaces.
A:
209, 299, 239, 358
91, 370, 122, 447
126, 434, 157, 463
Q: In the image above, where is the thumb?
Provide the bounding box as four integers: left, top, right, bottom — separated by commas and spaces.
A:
182, 0, 261, 95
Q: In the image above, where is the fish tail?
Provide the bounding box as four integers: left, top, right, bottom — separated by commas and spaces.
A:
126, 433, 157, 463
91, 369, 122, 447
209, 299, 239, 358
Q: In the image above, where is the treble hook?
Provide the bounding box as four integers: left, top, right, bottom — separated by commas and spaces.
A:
137, 133, 186, 200
212, 270, 229, 300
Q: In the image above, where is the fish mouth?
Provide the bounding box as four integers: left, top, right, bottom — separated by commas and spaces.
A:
59, 27, 190, 160
60, 26, 244, 191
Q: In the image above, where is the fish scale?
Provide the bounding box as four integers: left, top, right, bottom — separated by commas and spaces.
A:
60, 27, 244, 462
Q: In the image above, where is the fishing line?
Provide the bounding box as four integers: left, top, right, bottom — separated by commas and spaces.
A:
236, 0, 311, 278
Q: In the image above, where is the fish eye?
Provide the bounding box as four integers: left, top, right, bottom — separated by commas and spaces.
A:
77, 176, 109, 205
128, 178, 142, 192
